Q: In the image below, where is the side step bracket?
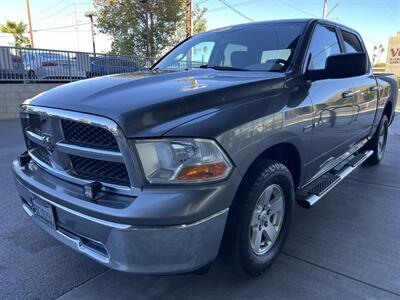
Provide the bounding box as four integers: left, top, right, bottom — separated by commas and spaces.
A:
297, 150, 373, 209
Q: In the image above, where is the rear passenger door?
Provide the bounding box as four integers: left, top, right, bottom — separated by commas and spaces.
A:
339, 29, 378, 142
305, 24, 355, 181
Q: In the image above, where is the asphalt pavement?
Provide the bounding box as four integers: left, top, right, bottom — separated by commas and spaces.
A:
0, 116, 399, 300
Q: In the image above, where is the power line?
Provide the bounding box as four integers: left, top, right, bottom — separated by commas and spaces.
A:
217, 0, 254, 22
326, 1, 341, 18
0, 11, 7, 20
33, 0, 65, 16
36, 30, 91, 33
333, 17, 380, 46
208, 0, 318, 20
33, 22, 90, 32
207, 1, 256, 13
360, 35, 380, 46
276, 0, 320, 18
36, 3, 74, 22
47, 11, 76, 25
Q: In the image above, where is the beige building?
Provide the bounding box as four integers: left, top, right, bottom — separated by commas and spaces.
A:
385, 32, 400, 77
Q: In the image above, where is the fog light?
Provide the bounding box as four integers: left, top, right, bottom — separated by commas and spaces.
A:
17, 151, 31, 168
83, 182, 103, 201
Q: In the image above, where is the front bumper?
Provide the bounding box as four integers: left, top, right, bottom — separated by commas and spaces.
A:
12, 160, 239, 274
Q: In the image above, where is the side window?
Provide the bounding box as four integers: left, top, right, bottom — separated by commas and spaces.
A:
341, 30, 363, 53
307, 25, 342, 70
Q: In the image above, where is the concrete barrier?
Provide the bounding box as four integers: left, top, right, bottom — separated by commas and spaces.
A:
0, 83, 62, 119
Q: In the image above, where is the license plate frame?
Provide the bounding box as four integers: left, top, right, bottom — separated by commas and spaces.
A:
30, 193, 56, 229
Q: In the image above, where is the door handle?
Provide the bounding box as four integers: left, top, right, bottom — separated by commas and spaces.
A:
369, 86, 379, 92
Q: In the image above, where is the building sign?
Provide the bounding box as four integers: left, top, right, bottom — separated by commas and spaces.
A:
389, 47, 400, 64
385, 32, 400, 77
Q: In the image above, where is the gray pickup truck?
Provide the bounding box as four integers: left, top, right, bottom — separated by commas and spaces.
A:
13, 19, 398, 276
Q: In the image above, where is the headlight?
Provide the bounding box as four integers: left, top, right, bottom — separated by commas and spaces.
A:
135, 138, 233, 184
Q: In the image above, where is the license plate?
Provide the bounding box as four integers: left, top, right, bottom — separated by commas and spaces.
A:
30, 194, 56, 229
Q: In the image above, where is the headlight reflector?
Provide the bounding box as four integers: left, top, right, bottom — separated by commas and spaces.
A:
135, 139, 232, 183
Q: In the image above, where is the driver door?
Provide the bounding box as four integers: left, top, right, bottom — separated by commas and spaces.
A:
305, 24, 355, 181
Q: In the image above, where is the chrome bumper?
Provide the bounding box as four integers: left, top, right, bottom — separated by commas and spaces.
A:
13, 161, 229, 274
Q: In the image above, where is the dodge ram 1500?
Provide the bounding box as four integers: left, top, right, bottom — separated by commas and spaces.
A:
13, 19, 398, 276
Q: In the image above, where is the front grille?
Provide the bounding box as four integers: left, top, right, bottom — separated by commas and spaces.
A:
62, 119, 119, 151
70, 155, 130, 186
23, 113, 43, 134
21, 107, 133, 189
28, 141, 51, 165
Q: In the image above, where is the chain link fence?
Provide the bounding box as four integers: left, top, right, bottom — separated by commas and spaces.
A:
0, 46, 156, 83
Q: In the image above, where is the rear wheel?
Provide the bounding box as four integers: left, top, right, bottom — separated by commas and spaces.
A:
365, 115, 389, 165
223, 160, 294, 276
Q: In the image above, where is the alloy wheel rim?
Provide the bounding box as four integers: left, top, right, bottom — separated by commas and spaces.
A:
250, 184, 285, 255
377, 122, 387, 159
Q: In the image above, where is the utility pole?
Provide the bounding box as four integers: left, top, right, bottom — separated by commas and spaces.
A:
73, 1, 80, 51
185, 0, 192, 38
322, 0, 328, 18
85, 11, 97, 55
26, 0, 34, 47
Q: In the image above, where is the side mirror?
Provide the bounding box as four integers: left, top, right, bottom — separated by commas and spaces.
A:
307, 52, 368, 81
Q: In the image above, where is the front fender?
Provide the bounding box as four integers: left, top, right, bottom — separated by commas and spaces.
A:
166, 90, 313, 184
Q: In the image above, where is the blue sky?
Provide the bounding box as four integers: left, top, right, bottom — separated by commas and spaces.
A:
0, 0, 399, 63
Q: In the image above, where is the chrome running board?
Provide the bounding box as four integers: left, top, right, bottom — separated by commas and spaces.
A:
297, 150, 374, 209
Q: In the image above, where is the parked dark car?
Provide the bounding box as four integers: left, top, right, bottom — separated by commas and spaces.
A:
0, 53, 26, 79
21, 52, 86, 80
86, 56, 140, 77
13, 19, 398, 276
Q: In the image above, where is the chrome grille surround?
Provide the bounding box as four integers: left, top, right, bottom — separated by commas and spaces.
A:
20, 105, 140, 196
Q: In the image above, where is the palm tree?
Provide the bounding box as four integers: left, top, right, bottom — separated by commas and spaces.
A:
0, 21, 31, 47
377, 45, 385, 64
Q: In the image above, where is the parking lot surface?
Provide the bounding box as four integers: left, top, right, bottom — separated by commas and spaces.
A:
1, 116, 399, 300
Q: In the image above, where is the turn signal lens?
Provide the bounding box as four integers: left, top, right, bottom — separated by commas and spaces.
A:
177, 161, 228, 181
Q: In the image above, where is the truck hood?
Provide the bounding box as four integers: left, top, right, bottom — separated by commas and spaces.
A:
26, 70, 286, 137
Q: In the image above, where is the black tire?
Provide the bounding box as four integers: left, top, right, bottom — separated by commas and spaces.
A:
221, 159, 295, 276
365, 115, 389, 165
28, 70, 37, 81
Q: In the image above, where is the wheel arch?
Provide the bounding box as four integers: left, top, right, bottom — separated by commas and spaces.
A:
235, 141, 303, 196
383, 101, 393, 124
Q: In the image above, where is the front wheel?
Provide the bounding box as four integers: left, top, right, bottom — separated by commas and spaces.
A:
365, 115, 389, 165
223, 160, 294, 276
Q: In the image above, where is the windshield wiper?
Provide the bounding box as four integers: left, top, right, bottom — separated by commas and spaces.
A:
199, 65, 249, 71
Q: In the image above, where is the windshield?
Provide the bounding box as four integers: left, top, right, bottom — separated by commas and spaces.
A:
154, 22, 305, 72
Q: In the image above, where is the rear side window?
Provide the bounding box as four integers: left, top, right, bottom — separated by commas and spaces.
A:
307, 25, 341, 70
341, 30, 363, 53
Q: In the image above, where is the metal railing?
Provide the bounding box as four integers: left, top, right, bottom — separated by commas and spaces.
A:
0, 46, 156, 83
